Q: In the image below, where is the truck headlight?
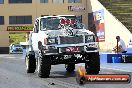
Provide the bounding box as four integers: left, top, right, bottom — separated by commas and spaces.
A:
47, 38, 56, 44
85, 35, 95, 43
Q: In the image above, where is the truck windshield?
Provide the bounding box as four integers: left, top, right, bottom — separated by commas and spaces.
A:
14, 44, 21, 47
40, 17, 84, 31
40, 17, 60, 30
59, 16, 84, 29
68, 22, 84, 29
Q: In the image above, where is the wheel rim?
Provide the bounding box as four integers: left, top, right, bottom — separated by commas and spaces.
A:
26, 56, 29, 70
37, 57, 40, 73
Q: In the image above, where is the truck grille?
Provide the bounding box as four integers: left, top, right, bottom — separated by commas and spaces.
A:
59, 35, 83, 44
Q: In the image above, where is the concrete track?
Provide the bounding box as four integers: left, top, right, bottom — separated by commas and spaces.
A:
0, 54, 131, 88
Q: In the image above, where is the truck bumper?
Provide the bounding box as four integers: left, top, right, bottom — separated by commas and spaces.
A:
42, 44, 99, 55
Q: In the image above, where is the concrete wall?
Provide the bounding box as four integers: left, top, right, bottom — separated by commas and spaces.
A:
87, 0, 132, 51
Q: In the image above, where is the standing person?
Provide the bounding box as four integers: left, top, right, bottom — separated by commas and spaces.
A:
112, 36, 127, 53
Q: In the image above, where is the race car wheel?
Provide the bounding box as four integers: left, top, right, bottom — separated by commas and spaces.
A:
85, 52, 100, 74
37, 53, 51, 78
65, 63, 75, 72
25, 52, 36, 73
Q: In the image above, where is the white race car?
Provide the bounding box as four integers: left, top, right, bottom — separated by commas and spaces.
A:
9, 44, 23, 54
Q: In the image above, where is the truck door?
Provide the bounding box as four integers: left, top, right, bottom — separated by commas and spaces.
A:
32, 20, 39, 52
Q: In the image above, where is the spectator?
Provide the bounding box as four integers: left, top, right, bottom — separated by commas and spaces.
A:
112, 36, 127, 53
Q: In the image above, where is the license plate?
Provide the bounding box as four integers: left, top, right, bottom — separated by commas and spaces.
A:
66, 46, 80, 52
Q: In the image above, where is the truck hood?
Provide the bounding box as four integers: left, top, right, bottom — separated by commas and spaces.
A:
44, 29, 94, 37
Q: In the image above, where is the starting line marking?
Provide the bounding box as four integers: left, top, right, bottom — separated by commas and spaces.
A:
75, 64, 132, 72
101, 67, 132, 72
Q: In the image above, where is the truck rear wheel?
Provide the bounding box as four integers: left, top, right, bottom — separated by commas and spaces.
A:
25, 52, 36, 73
85, 52, 100, 74
65, 63, 75, 72
37, 54, 51, 78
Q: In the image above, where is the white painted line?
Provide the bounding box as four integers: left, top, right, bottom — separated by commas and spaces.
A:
75, 64, 132, 72
101, 67, 132, 72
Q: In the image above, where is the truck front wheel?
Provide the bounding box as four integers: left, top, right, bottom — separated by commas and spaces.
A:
25, 52, 36, 73
37, 53, 51, 78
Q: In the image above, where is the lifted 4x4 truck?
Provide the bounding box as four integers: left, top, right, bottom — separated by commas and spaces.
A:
25, 15, 100, 78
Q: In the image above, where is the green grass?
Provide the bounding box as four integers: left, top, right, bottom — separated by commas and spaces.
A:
9, 33, 26, 45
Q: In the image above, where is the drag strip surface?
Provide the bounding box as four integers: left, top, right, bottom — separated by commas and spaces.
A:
0, 54, 131, 88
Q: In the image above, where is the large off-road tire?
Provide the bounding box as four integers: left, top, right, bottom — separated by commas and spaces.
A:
25, 51, 36, 73
37, 53, 51, 78
85, 52, 100, 74
65, 63, 75, 72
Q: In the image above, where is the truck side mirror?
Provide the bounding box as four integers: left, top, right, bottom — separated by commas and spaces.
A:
34, 26, 38, 33
35, 28, 38, 33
